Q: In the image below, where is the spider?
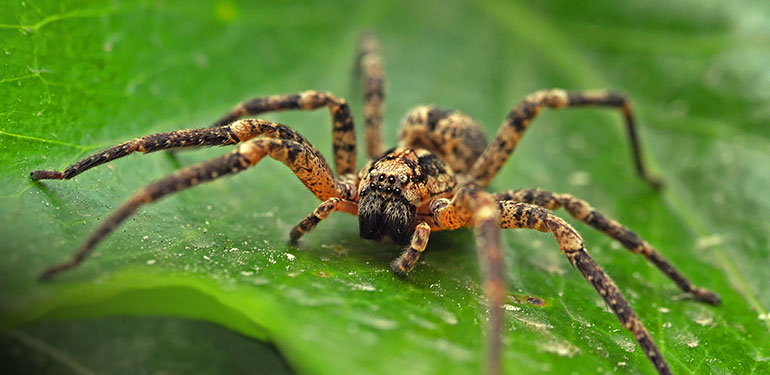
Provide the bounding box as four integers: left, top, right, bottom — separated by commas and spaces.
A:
31, 34, 721, 375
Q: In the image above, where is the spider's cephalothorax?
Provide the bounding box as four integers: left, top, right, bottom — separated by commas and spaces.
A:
32, 33, 721, 375
358, 147, 456, 245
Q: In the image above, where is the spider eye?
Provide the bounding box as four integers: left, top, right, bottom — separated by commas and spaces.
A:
378, 175, 385, 182
370, 183, 377, 190
388, 176, 396, 184
394, 187, 401, 194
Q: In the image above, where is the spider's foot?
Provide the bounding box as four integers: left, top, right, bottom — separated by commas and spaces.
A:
30, 170, 63, 180
38, 259, 75, 281
288, 227, 304, 245
390, 259, 409, 277
645, 175, 664, 190
390, 248, 420, 276
692, 287, 721, 306
38, 268, 58, 281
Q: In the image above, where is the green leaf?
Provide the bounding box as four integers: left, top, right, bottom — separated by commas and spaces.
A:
1, 316, 294, 375
2, 1, 769, 374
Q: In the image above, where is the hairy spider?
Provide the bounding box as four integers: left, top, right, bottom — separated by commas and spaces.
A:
32, 34, 720, 375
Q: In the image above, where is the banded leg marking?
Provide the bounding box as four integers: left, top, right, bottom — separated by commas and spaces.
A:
469, 89, 661, 188
495, 188, 720, 305
210, 90, 357, 175
29, 119, 319, 181
289, 197, 355, 242
31, 125, 242, 180
357, 33, 386, 158
39, 138, 343, 280
390, 222, 431, 275
497, 201, 671, 375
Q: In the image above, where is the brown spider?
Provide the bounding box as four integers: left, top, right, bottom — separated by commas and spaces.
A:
31, 34, 720, 375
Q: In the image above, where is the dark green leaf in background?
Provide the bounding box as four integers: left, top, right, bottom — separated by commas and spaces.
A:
1, 0, 768, 374
1, 316, 293, 375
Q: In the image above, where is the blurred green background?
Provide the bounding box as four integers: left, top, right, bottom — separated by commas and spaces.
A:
1, 0, 768, 374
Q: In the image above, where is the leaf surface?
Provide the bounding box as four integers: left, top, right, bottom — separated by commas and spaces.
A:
1, 1, 769, 374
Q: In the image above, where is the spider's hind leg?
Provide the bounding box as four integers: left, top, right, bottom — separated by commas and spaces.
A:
40, 137, 345, 280
469, 89, 661, 188
357, 33, 386, 158
495, 188, 720, 305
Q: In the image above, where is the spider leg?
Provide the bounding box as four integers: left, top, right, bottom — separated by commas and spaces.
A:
430, 187, 505, 375
469, 89, 661, 189
357, 33, 386, 158
209, 91, 357, 174
39, 137, 345, 280
289, 197, 358, 243
495, 188, 720, 305
497, 201, 672, 375
30, 119, 316, 180
390, 222, 431, 274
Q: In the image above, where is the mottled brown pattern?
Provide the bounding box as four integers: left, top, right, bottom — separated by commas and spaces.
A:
399, 105, 488, 173
470, 89, 660, 188
358, 147, 457, 207
209, 90, 357, 175
33, 33, 718, 375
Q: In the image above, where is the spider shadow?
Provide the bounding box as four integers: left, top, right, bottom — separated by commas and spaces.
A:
30, 180, 68, 210
286, 214, 481, 290
308, 222, 480, 290
405, 229, 481, 287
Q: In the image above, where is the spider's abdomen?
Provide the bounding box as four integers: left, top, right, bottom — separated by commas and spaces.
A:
398, 106, 488, 173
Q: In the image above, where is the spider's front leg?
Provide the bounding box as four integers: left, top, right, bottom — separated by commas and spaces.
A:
470, 89, 661, 188
497, 201, 672, 375
39, 137, 346, 280
289, 196, 359, 243
390, 222, 431, 274
30, 119, 315, 181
